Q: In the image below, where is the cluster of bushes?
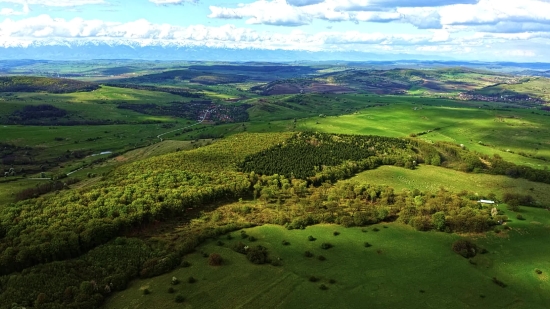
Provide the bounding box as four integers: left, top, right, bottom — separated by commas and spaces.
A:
15, 178, 79, 201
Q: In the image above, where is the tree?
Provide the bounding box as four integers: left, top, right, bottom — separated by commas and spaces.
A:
208, 253, 223, 266
432, 212, 446, 231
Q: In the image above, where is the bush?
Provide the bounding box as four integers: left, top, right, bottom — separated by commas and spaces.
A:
492, 277, 507, 288
175, 294, 185, 303
226, 234, 234, 240
188, 277, 197, 284
452, 239, 478, 258
321, 243, 333, 250
232, 241, 247, 254
536, 269, 543, 275
241, 231, 249, 239
143, 289, 150, 295
181, 261, 191, 268
516, 214, 525, 220
168, 287, 175, 294
304, 251, 314, 258
308, 235, 317, 241
246, 245, 270, 264
319, 284, 328, 290
339, 216, 355, 227
216, 240, 225, 246
372, 227, 380, 232
309, 276, 319, 282
208, 253, 223, 266
248, 236, 257, 242
364, 242, 372, 248
333, 231, 340, 236
318, 255, 326, 261
282, 240, 290, 246
329, 279, 336, 284
171, 277, 179, 285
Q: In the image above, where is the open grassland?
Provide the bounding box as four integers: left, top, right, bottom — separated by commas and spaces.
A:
0, 86, 186, 124
105, 217, 550, 309
348, 165, 550, 206
293, 95, 550, 169
476, 77, 550, 102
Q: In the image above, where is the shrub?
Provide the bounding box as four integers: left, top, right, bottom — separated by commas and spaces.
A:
329, 279, 336, 284
309, 276, 319, 282
361, 228, 368, 233
248, 236, 257, 242
333, 231, 340, 236
241, 231, 249, 239
143, 288, 150, 295
516, 214, 525, 220
339, 216, 355, 227
452, 239, 478, 258
208, 253, 223, 266
321, 243, 333, 250
175, 294, 185, 303
246, 245, 270, 264
232, 241, 247, 254
373, 227, 380, 232
171, 277, 180, 285
492, 277, 507, 288
536, 269, 543, 275
304, 251, 314, 258
168, 287, 175, 294
226, 234, 233, 240
319, 284, 328, 290
181, 261, 191, 268
364, 242, 372, 248
318, 255, 326, 261
282, 240, 290, 246
188, 277, 197, 284
308, 235, 317, 241
216, 240, 225, 246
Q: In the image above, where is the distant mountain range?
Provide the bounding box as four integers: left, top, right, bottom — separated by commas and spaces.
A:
1, 41, 550, 74
0, 41, 447, 62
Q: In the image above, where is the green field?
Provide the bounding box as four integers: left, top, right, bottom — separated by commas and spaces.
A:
348, 165, 550, 206
292, 96, 550, 169
106, 218, 550, 309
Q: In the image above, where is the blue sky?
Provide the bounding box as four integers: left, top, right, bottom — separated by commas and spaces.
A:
1, 0, 550, 61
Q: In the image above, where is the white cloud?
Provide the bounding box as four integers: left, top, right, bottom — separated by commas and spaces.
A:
206, 0, 550, 35
0, 3, 28, 15
2, 13, 550, 61
0, 0, 105, 6
149, 0, 198, 4
209, 0, 311, 26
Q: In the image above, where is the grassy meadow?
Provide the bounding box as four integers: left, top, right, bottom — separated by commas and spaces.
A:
292, 95, 550, 169
348, 165, 550, 206
105, 217, 550, 309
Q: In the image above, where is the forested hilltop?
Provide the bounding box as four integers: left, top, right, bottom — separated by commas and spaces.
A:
0, 76, 99, 93
0, 131, 547, 308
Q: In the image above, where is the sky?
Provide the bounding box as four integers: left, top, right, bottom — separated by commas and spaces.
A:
0, 0, 550, 61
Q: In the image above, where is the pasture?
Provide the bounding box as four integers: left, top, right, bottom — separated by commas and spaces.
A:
105, 218, 550, 309
294, 95, 550, 169
348, 165, 550, 206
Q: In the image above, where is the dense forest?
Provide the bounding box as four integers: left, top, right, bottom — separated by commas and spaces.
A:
104, 83, 203, 98
111, 70, 246, 85
0, 132, 546, 308
0, 77, 99, 93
